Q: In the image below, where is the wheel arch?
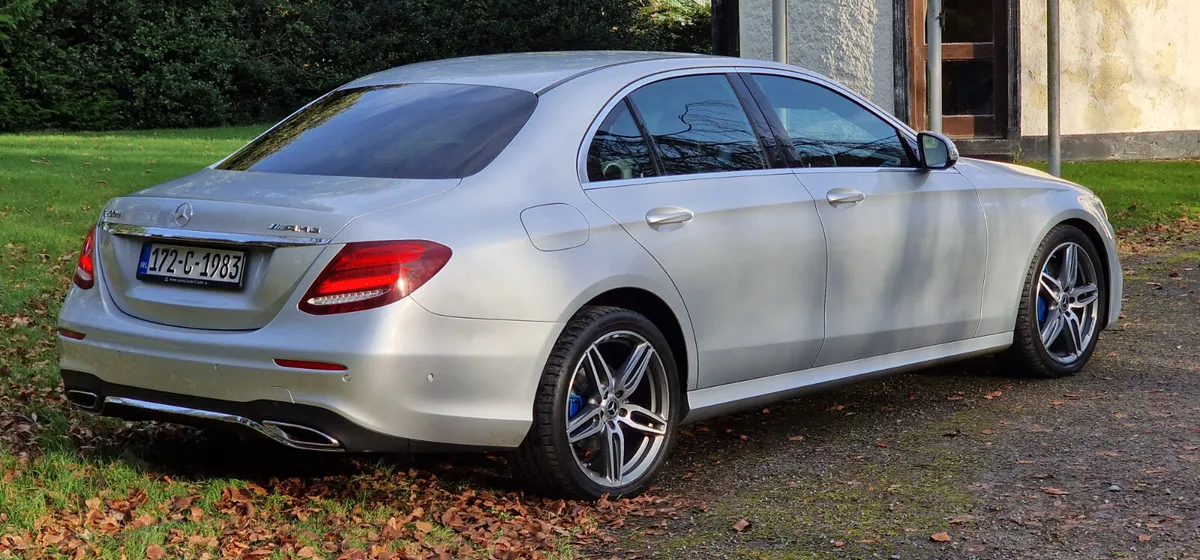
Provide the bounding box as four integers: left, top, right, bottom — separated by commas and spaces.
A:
579, 287, 693, 417
1002, 205, 1120, 334
1057, 217, 1114, 329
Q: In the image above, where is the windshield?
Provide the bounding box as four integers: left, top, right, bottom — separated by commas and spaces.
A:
217, 84, 538, 180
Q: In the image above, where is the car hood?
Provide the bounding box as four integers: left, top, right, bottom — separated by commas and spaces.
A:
955, 157, 1095, 196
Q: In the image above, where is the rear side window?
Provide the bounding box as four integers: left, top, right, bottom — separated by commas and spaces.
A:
217, 84, 537, 179
628, 75, 767, 176
586, 100, 659, 182
749, 74, 914, 168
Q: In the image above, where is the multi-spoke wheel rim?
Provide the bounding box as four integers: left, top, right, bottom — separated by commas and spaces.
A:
565, 330, 670, 489
1036, 241, 1100, 364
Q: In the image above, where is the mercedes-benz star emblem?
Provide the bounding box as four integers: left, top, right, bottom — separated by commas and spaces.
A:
173, 202, 194, 227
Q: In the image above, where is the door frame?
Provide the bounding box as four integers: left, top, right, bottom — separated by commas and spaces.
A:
898, 0, 1021, 140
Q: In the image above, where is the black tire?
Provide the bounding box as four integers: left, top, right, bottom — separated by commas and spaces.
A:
511, 306, 681, 500
1004, 224, 1107, 377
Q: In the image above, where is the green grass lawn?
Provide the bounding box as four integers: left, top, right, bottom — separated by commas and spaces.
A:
1, 127, 1198, 559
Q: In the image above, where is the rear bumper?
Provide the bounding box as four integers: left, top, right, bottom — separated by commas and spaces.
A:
62, 370, 434, 452
58, 282, 563, 450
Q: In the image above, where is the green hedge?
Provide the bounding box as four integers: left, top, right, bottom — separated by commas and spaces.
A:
0, 0, 711, 131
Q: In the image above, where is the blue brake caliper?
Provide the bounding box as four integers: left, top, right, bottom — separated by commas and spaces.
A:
1036, 263, 1049, 325
568, 394, 583, 419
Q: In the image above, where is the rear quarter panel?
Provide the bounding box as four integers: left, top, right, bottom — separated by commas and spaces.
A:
330, 70, 700, 387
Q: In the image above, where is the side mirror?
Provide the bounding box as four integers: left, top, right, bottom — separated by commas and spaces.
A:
917, 131, 959, 170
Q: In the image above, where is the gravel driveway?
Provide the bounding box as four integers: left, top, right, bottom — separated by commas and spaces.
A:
610, 230, 1200, 559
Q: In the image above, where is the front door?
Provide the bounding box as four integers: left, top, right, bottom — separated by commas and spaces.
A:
582, 73, 828, 388
743, 72, 988, 366
910, 0, 1010, 138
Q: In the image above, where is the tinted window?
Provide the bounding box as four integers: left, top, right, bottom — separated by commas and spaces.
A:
218, 84, 537, 179
629, 75, 766, 176
750, 75, 914, 168
587, 100, 658, 182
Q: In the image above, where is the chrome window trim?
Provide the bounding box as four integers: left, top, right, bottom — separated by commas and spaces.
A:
100, 222, 332, 247
577, 66, 747, 188
583, 167, 801, 190
576, 65, 931, 188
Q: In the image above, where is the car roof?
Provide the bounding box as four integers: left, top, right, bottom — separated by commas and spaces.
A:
341, 51, 811, 93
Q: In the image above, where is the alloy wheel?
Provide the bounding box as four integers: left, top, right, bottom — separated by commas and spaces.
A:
565, 330, 670, 488
1036, 241, 1101, 364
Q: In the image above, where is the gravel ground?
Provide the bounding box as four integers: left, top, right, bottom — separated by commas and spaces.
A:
609, 232, 1200, 560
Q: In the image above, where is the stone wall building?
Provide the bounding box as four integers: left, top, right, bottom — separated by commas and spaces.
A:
713, 0, 1199, 160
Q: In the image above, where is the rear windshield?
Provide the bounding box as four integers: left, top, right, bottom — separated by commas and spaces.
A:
217, 84, 538, 179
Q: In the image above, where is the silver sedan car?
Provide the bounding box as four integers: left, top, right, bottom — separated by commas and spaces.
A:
58, 52, 1122, 499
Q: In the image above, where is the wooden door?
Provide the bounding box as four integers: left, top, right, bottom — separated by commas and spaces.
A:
909, 0, 1009, 138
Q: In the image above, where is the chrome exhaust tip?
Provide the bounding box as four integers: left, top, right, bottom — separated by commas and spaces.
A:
65, 390, 100, 410
262, 420, 342, 450
100, 397, 344, 452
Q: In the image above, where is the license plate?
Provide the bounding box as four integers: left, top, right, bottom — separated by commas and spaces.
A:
137, 242, 246, 288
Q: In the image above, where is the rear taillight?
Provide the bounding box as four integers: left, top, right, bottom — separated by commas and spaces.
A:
298, 240, 451, 315
73, 227, 97, 290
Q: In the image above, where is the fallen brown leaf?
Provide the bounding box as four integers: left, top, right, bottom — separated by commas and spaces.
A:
930, 532, 951, 542
1042, 487, 1069, 496
731, 519, 751, 533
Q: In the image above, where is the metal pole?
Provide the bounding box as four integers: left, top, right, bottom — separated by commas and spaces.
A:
1047, 0, 1062, 176
773, 0, 788, 64
926, 0, 943, 132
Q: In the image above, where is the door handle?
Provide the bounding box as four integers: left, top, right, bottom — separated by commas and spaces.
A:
646, 207, 694, 231
826, 189, 865, 208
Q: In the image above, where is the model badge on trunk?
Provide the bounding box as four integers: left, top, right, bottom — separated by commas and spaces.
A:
269, 224, 322, 234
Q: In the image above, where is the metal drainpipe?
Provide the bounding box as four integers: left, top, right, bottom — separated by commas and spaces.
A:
773, 0, 788, 64
1048, 0, 1062, 176
927, 0, 943, 133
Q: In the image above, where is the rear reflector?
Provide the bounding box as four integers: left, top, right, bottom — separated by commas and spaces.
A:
73, 226, 97, 290
273, 359, 348, 371
299, 240, 451, 315
58, 328, 86, 340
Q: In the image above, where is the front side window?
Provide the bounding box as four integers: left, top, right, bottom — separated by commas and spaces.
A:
628, 74, 767, 176
586, 100, 658, 182
218, 84, 537, 180
749, 75, 914, 168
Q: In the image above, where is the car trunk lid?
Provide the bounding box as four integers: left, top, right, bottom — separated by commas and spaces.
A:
98, 169, 458, 330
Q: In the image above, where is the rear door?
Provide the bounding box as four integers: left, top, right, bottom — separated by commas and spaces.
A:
583, 72, 827, 388
742, 71, 988, 366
